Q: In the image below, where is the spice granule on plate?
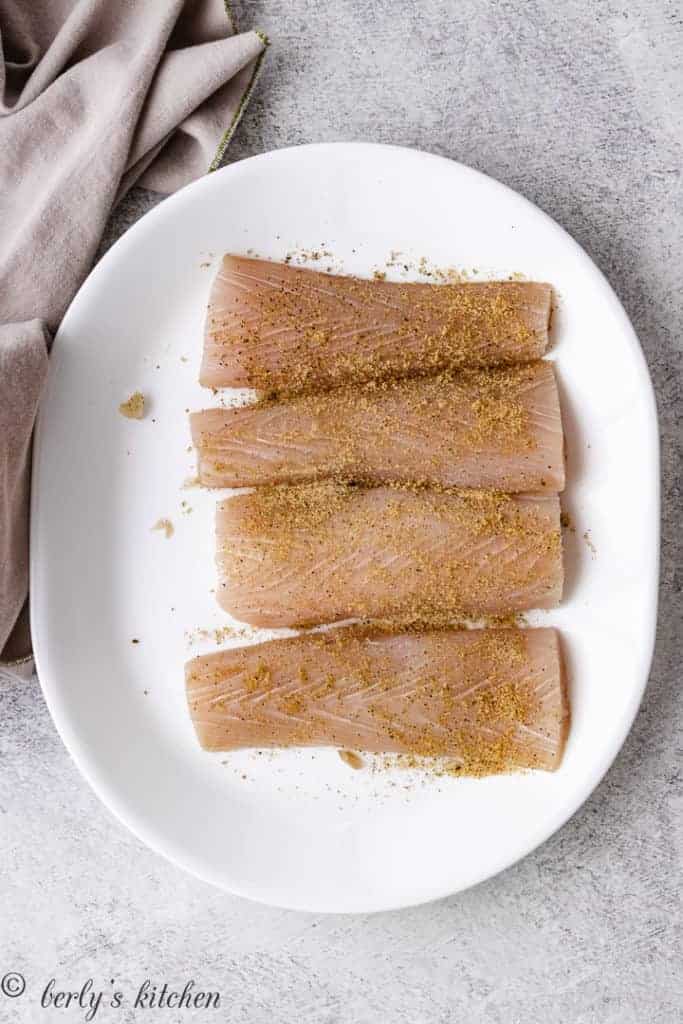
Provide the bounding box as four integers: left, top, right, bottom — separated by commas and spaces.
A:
118, 391, 145, 419
338, 750, 364, 769
151, 518, 174, 538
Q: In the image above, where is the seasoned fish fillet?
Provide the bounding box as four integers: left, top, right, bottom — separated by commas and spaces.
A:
216, 482, 563, 628
191, 362, 564, 492
185, 627, 568, 772
201, 255, 552, 393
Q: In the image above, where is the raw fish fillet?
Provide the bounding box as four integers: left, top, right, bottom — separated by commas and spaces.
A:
185, 627, 568, 772
201, 255, 553, 393
216, 482, 563, 628
191, 362, 564, 492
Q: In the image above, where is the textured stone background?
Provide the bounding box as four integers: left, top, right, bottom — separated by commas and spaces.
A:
1, 1, 681, 1021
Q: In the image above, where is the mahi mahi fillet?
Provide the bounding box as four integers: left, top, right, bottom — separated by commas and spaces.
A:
186, 627, 568, 772
191, 362, 564, 492
216, 482, 563, 628
201, 255, 553, 393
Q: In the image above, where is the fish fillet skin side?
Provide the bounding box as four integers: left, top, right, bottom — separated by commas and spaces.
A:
201, 255, 553, 393
216, 482, 563, 628
185, 627, 568, 772
191, 362, 565, 492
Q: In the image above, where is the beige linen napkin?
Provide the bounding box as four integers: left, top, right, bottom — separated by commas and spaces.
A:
0, 0, 267, 676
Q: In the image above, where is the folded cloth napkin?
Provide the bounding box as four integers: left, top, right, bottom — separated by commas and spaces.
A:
0, 0, 267, 676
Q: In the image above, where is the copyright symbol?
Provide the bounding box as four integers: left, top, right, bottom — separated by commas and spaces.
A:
1, 972, 25, 998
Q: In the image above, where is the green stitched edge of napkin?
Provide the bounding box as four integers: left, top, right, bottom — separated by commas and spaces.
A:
208, 28, 269, 174
223, 0, 236, 34
1, 654, 33, 669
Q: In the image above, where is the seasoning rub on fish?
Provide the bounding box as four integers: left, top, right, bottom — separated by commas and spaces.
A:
215, 482, 563, 628
201, 255, 553, 394
191, 361, 564, 492
186, 627, 568, 773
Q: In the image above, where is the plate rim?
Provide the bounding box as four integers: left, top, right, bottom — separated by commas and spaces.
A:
30, 141, 661, 913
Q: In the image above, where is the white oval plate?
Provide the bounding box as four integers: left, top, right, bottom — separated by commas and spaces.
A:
32, 143, 659, 913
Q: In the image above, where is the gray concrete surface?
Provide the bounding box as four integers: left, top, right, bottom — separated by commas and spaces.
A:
1, 2, 681, 1021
